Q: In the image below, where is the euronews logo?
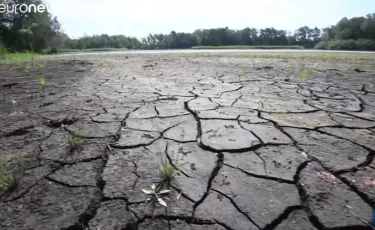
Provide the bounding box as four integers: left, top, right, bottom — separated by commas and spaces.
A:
0, 3, 52, 13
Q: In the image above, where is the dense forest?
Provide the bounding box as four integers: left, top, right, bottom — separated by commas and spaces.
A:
0, 0, 63, 52
0, 0, 375, 52
315, 14, 375, 50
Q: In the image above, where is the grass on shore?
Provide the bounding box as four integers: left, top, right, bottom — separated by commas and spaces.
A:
2, 47, 374, 64
5, 52, 42, 60
160, 51, 375, 61
247, 52, 375, 61
61, 48, 129, 53
0, 43, 43, 62
0, 52, 43, 64
191, 45, 305, 50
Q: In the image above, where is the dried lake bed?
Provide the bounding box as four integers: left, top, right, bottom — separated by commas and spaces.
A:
1, 52, 375, 229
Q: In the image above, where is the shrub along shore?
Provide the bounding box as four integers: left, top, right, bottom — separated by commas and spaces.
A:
191, 45, 305, 49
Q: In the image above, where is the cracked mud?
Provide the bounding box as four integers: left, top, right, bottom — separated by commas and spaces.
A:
1, 54, 375, 230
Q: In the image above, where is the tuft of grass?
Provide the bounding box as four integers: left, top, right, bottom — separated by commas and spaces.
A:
68, 133, 86, 151
159, 158, 181, 183
159, 156, 184, 187
0, 168, 21, 194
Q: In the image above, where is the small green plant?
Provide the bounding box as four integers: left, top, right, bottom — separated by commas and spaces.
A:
69, 56, 77, 63
143, 155, 185, 215
238, 68, 246, 76
300, 66, 311, 81
33, 58, 44, 70
0, 168, 20, 194
238, 68, 247, 83
39, 75, 47, 97
67, 133, 86, 151
24, 62, 31, 73
11, 99, 17, 113
142, 184, 170, 207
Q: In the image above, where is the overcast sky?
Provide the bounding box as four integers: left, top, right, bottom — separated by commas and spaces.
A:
45, 0, 374, 38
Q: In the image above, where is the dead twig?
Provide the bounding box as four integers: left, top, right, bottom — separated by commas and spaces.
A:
345, 205, 375, 229
106, 143, 114, 155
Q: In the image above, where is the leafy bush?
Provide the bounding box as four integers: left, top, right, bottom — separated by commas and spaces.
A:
0, 42, 6, 59
192, 45, 305, 49
356, 39, 375, 50
314, 41, 329, 50
315, 39, 375, 51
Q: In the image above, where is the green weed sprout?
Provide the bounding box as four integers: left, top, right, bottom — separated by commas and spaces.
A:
39, 75, 46, 96
300, 66, 311, 81
238, 68, 247, 83
15, 58, 23, 67
25, 62, 31, 72
33, 57, 44, 70
68, 133, 86, 152
11, 99, 17, 113
142, 184, 170, 207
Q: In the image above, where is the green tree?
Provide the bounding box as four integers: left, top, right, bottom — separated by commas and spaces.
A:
0, 0, 61, 52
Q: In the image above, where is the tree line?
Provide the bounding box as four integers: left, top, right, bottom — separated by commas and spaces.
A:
65, 34, 142, 50
69, 14, 375, 51
0, 0, 374, 52
68, 27, 321, 50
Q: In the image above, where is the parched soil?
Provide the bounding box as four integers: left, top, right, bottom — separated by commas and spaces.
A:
0, 54, 374, 230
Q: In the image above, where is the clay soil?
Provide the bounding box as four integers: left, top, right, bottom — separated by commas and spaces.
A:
0, 53, 374, 230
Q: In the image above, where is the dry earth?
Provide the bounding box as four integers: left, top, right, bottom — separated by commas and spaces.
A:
0, 53, 375, 230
